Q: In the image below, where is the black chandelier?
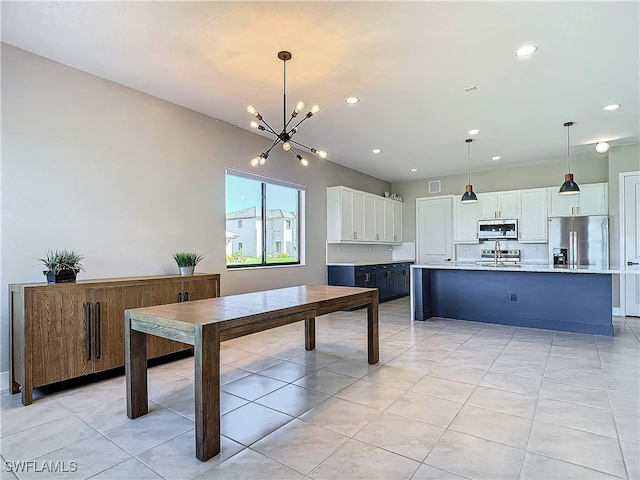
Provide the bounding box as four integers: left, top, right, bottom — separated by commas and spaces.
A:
247, 51, 327, 167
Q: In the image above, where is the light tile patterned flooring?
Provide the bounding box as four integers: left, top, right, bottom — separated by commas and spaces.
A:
1, 297, 639, 479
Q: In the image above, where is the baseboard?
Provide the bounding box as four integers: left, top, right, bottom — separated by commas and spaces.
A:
1, 371, 8, 391
612, 307, 621, 316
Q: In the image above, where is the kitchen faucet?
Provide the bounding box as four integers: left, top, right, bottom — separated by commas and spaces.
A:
494, 239, 501, 265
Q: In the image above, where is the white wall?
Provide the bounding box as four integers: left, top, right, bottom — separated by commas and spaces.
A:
0, 44, 391, 372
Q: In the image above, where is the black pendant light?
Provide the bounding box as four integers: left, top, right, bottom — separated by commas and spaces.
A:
461, 138, 478, 203
559, 121, 580, 194
247, 51, 327, 167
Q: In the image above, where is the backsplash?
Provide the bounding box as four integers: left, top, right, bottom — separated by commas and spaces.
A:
326, 242, 415, 264
455, 241, 548, 264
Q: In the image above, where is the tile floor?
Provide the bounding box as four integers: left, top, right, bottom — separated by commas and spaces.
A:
1, 298, 639, 480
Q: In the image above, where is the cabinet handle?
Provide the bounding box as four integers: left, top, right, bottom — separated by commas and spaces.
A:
376, 233, 379, 240
96, 302, 102, 360
353, 232, 357, 239
178, 292, 183, 303
386, 271, 391, 278
85, 302, 92, 361
184, 291, 189, 302
365, 273, 370, 283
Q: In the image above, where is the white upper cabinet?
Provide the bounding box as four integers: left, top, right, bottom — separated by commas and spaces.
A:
548, 182, 608, 217
453, 198, 480, 243
479, 190, 518, 219
575, 183, 609, 215
518, 188, 548, 243
393, 202, 403, 243
364, 194, 376, 242
327, 186, 360, 242
383, 200, 395, 242
327, 186, 402, 244
374, 196, 386, 241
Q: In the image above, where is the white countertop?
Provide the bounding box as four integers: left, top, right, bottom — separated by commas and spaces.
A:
327, 260, 415, 267
412, 262, 637, 275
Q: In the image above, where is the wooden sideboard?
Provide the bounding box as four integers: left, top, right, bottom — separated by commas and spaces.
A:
9, 273, 220, 405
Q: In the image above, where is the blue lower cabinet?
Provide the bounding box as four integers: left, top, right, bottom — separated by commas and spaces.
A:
328, 263, 412, 302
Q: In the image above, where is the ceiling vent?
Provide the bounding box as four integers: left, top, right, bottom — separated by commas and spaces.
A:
429, 180, 441, 194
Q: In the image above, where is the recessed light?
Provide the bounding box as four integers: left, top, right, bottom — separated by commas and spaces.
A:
345, 97, 360, 105
595, 142, 610, 153
372, 148, 381, 154
515, 44, 537, 57
468, 129, 480, 135
491, 156, 501, 161
603, 104, 620, 111
410, 168, 418, 172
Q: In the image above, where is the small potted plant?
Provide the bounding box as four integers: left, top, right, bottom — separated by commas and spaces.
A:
173, 252, 204, 276
38, 249, 85, 284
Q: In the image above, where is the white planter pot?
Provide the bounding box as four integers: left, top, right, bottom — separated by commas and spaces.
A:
179, 265, 195, 276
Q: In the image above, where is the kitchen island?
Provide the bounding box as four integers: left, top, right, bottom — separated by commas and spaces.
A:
411, 263, 615, 336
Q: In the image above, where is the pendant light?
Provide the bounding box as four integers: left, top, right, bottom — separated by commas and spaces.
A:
559, 121, 580, 194
461, 138, 478, 203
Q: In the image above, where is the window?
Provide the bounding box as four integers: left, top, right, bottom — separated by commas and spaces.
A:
225, 168, 303, 267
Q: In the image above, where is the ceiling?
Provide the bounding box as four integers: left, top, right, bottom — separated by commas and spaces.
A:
2, 1, 638, 182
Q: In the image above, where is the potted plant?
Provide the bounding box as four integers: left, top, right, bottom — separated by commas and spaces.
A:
173, 252, 204, 276
38, 249, 85, 284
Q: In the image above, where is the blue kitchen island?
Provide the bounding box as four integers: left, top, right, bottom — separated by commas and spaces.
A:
411, 263, 614, 336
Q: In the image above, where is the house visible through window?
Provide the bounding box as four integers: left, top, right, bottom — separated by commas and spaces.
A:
225, 168, 303, 267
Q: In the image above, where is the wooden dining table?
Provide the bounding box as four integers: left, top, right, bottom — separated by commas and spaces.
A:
125, 284, 379, 461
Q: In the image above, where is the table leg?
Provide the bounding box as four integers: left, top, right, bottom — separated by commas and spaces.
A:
305, 318, 316, 351
367, 292, 379, 364
194, 324, 221, 461
125, 313, 148, 418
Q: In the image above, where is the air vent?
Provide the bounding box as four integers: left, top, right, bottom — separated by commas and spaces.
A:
428, 180, 441, 194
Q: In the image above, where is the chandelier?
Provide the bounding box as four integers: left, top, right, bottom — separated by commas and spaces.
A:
247, 51, 327, 167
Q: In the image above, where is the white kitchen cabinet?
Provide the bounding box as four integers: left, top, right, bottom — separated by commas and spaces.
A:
327, 186, 363, 242
548, 182, 608, 217
374, 196, 386, 241
518, 188, 548, 243
575, 183, 608, 215
393, 202, 403, 242
453, 198, 480, 243
364, 193, 376, 241
479, 190, 518, 219
383, 200, 394, 242
327, 186, 402, 244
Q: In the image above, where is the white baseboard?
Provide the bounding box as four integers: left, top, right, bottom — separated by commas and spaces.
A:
612, 307, 621, 317
1, 371, 8, 391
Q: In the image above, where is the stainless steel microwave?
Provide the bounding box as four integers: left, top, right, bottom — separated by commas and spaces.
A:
478, 219, 518, 240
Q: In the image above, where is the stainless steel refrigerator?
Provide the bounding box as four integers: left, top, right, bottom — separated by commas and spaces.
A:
548, 215, 609, 268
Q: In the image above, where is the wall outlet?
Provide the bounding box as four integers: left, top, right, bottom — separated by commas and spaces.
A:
510, 293, 518, 301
